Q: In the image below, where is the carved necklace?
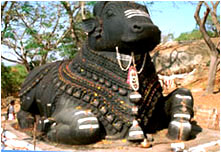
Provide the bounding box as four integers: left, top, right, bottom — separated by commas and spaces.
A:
115, 46, 147, 104
116, 46, 132, 71
115, 46, 147, 74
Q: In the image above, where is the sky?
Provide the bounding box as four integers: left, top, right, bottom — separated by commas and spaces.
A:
148, 1, 197, 38
144, 1, 218, 38
1, 1, 220, 66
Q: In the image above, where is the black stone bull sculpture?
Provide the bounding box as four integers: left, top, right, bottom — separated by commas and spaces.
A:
17, 1, 194, 145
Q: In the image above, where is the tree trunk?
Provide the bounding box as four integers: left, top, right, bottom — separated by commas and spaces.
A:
206, 52, 219, 94
194, 1, 220, 94
80, 1, 86, 20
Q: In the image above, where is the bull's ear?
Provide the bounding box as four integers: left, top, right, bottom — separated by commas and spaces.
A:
81, 18, 96, 33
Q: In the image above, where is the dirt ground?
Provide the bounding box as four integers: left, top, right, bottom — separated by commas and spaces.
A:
1, 118, 220, 152
164, 65, 220, 113
192, 91, 220, 111
186, 67, 220, 113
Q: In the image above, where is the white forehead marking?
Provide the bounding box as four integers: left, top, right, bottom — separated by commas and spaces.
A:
124, 9, 150, 19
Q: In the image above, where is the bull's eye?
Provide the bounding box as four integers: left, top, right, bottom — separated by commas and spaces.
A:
106, 9, 114, 17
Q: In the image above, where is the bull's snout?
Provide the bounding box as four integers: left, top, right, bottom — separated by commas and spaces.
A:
131, 23, 160, 35
121, 21, 161, 52
131, 23, 144, 33
122, 22, 160, 46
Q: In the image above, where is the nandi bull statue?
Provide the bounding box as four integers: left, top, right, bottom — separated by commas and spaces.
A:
18, 1, 194, 145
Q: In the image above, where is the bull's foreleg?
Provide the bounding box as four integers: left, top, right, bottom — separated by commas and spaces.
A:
47, 108, 104, 145
17, 90, 37, 129
165, 88, 194, 141
17, 109, 35, 129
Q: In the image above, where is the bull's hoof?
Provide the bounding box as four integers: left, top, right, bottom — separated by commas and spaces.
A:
70, 111, 101, 143
167, 118, 191, 141
127, 120, 144, 141
47, 110, 103, 145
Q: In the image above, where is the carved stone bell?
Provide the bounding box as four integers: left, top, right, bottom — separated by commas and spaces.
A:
129, 91, 142, 103
127, 120, 145, 141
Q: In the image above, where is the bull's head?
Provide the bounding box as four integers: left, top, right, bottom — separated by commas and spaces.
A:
82, 1, 161, 55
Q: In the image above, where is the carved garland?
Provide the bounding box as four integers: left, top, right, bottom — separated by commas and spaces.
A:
54, 43, 163, 134
53, 61, 134, 136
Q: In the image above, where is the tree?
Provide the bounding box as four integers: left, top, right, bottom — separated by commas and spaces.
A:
1, 62, 28, 97
1, 62, 14, 97
58, 1, 92, 59
1, 1, 92, 71
175, 29, 203, 41
194, 1, 220, 94
205, 14, 220, 37
2, 2, 62, 71
175, 29, 217, 41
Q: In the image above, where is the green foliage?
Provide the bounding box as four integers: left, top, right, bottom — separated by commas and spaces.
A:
25, 39, 43, 50
205, 15, 220, 37
4, 31, 15, 39
2, 1, 93, 70
21, 1, 33, 14
58, 44, 78, 59
175, 29, 202, 41
86, 1, 96, 6
1, 63, 28, 97
38, 50, 48, 56
2, 26, 15, 39
175, 29, 216, 41
42, 22, 52, 28
25, 28, 37, 35
1, 63, 13, 97
11, 65, 28, 87
57, 32, 82, 59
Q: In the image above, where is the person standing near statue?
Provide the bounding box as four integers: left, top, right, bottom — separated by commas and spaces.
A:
6, 100, 15, 120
